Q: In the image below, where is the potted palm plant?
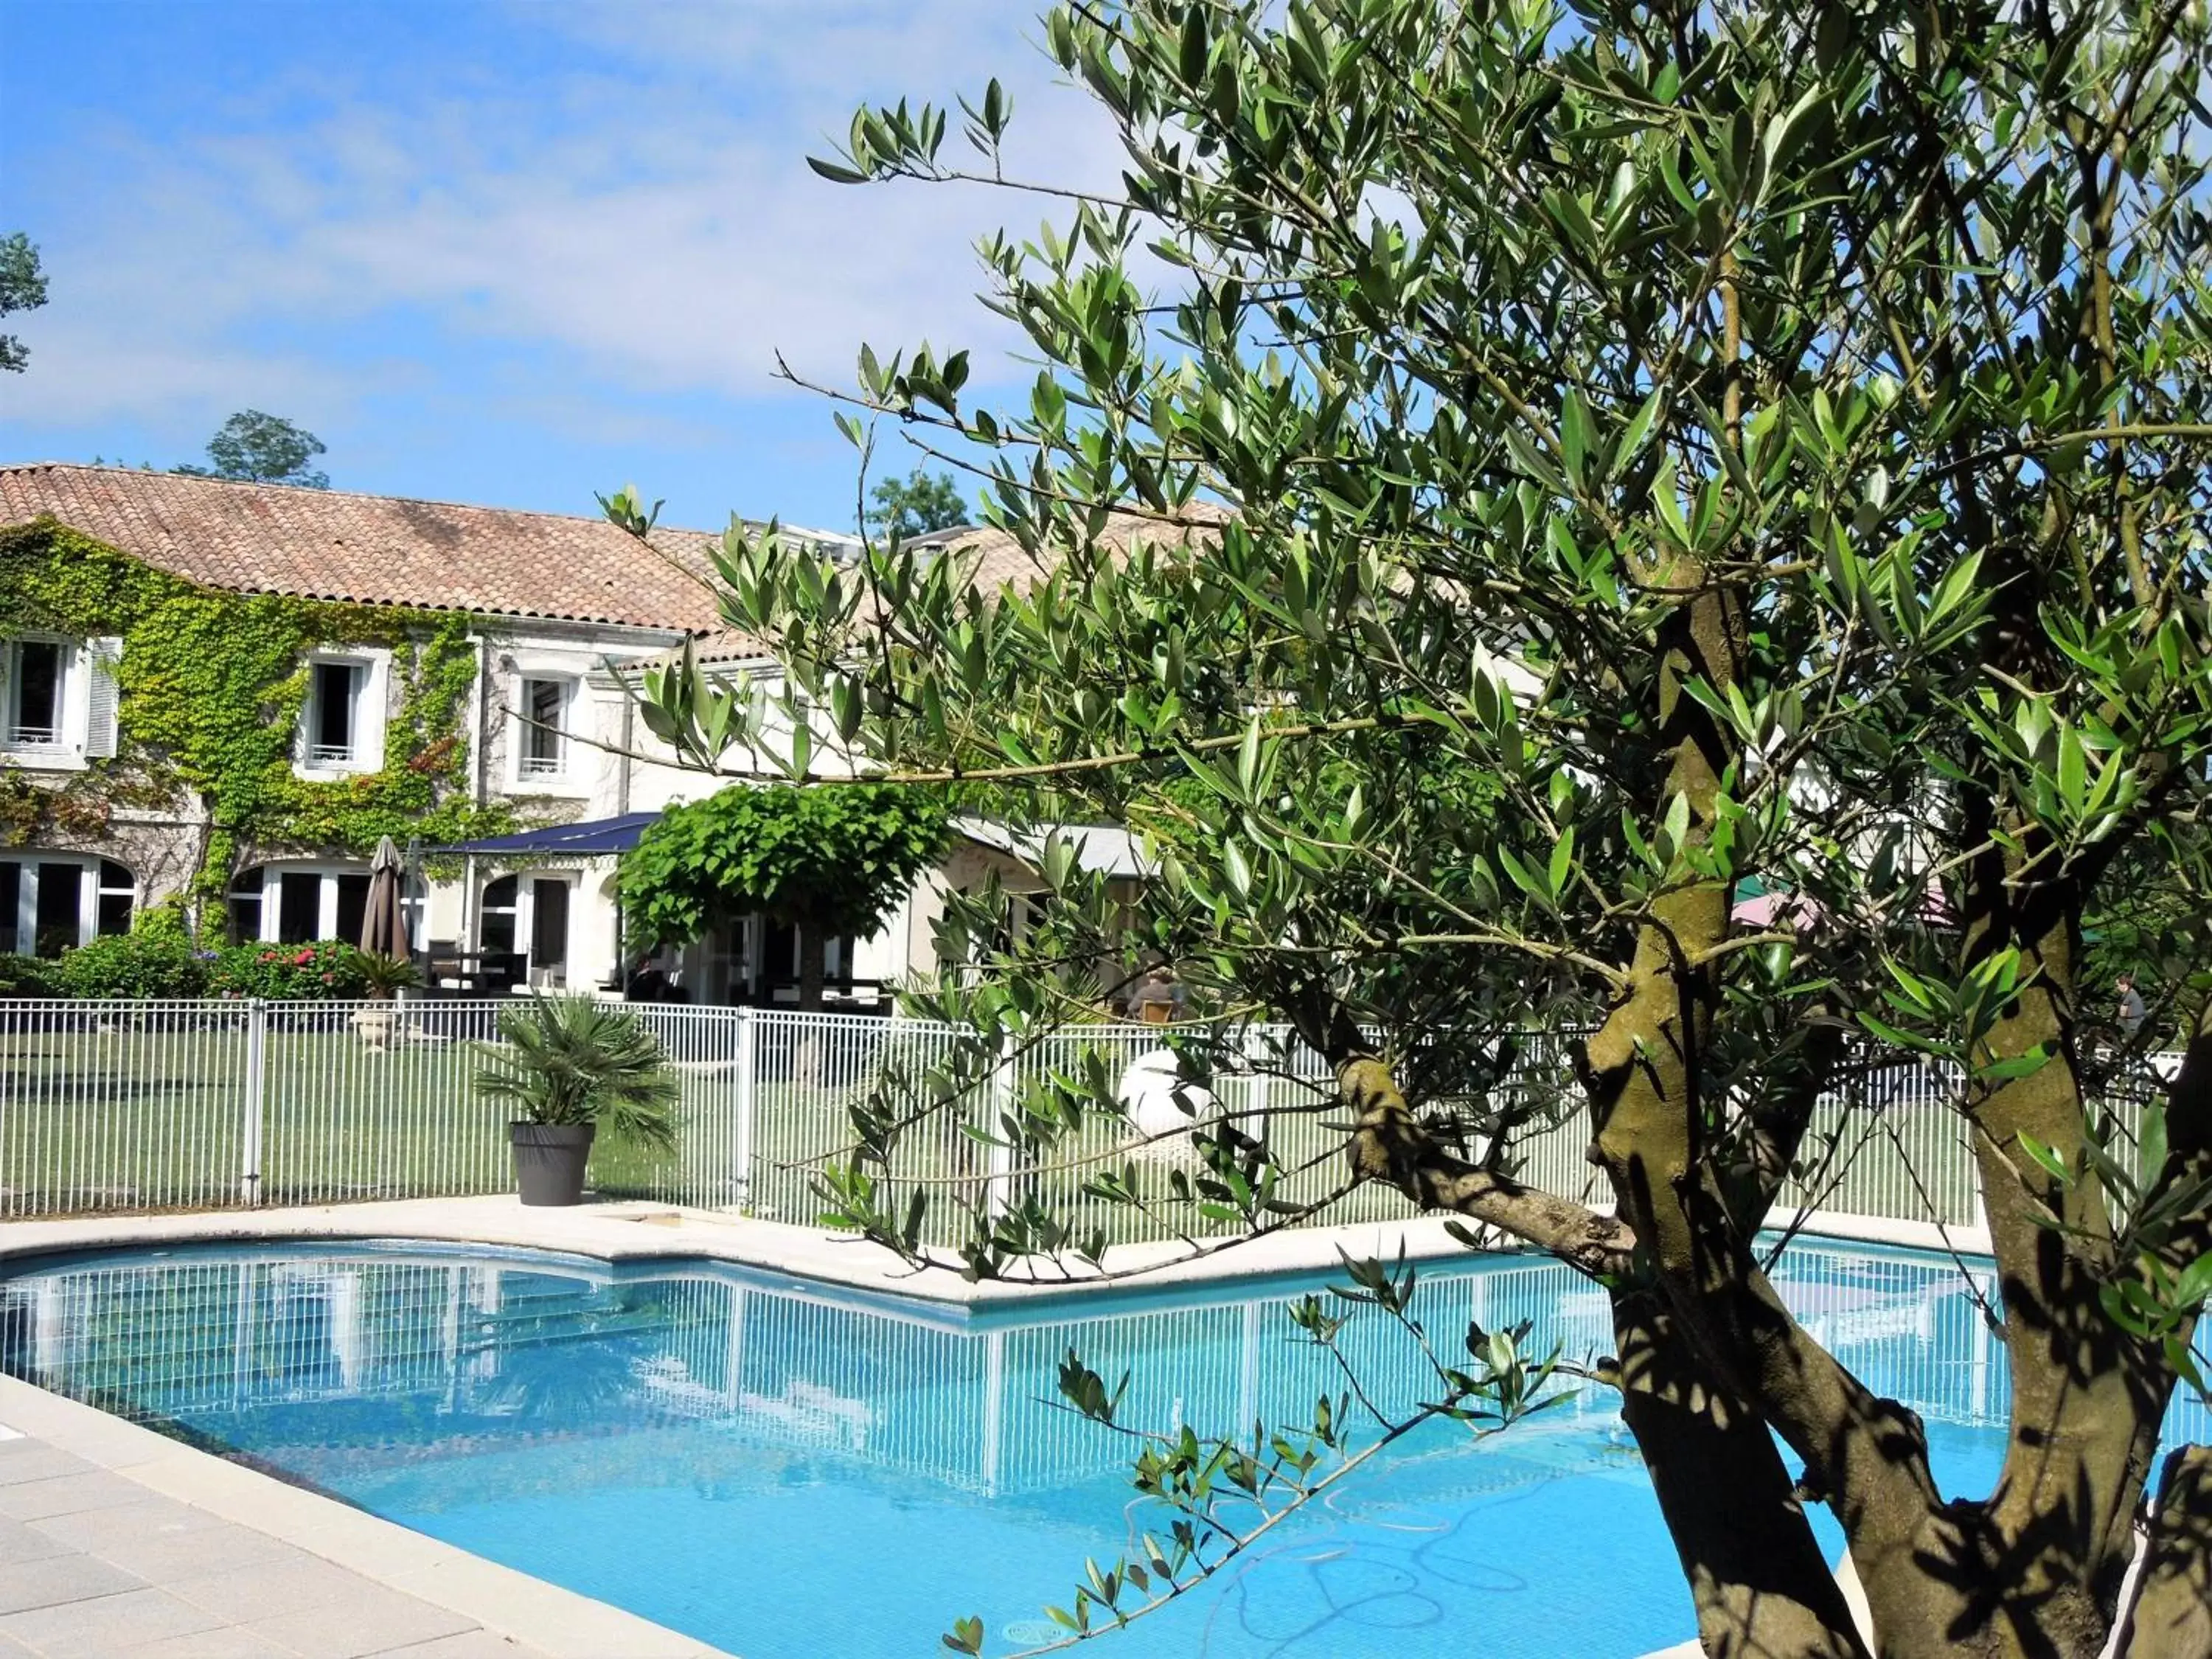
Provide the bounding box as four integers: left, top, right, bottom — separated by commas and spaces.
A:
476, 995, 680, 1206
350, 951, 422, 1049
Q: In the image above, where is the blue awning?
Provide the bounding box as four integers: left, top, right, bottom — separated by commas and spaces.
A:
434, 812, 661, 858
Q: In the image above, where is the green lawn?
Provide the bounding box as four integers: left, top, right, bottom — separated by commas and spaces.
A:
0, 1012, 694, 1214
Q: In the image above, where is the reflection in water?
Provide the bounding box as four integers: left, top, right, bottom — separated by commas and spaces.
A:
1, 1242, 2197, 1659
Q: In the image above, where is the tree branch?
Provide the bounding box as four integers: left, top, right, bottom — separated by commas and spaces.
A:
1338, 1054, 1636, 1279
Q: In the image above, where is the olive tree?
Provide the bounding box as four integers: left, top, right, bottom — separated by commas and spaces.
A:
608, 1, 2212, 1653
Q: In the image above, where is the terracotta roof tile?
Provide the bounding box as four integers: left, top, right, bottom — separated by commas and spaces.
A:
0, 462, 745, 630
922, 506, 1227, 597
639, 506, 1230, 674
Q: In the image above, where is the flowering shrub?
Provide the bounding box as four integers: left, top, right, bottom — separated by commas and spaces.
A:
209, 939, 374, 1000
1, 937, 382, 1000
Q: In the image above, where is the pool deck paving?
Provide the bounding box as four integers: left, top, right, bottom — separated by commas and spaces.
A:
0, 1387, 728, 1659
0, 1195, 1892, 1659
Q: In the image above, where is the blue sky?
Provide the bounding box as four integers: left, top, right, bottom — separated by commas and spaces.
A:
0, 1, 1119, 532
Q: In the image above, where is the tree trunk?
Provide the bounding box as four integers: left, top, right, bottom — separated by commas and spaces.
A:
1913, 824, 2182, 1658
2115, 1445, 2212, 1659
1611, 1289, 1874, 1659
797, 926, 827, 1012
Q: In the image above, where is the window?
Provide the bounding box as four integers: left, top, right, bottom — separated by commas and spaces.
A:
32, 864, 82, 957
333, 872, 369, 945
762, 919, 796, 985
5, 641, 63, 746
309, 661, 363, 765
479, 876, 518, 955
761, 919, 857, 994
277, 872, 323, 943
1, 636, 119, 765
229, 867, 265, 945
295, 652, 386, 776
987, 891, 1051, 957
530, 878, 570, 986
518, 678, 569, 779
94, 860, 133, 937
1, 855, 134, 957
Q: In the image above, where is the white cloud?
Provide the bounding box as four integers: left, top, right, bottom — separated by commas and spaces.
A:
1, 1, 1131, 442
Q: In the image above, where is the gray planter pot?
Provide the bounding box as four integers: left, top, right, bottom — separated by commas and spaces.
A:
510, 1121, 596, 1207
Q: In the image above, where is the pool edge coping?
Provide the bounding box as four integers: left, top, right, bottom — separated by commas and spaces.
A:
0, 1197, 1994, 1312
0, 1370, 735, 1658
0, 1199, 1506, 1309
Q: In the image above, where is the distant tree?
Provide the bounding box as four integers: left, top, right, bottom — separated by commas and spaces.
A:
619, 783, 947, 1009
863, 465, 968, 539
0, 233, 48, 373
175, 411, 330, 488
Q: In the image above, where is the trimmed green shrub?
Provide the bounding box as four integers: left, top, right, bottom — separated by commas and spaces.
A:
0, 953, 63, 997
55, 931, 212, 999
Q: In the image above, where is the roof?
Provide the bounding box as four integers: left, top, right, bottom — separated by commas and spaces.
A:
954, 816, 1154, 880
651, 628, 776, 671
642, 507, 1229, 676
0, 462, 744, 630
924, 506, 1227, 597
434, 812, 662, 858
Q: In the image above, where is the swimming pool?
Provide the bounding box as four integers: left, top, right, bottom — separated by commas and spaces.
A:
1, 1238, 2191, 1658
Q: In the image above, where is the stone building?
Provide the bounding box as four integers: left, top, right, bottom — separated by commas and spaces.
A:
1, 462, 1137, 1004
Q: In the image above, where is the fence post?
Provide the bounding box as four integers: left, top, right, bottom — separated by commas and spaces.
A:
978, 1327, 1007, 1496
1950, 1057, 1988, 1239
733, 1006, 758, 1211
984, 1030, 1016, 1222
1239, 1023, 1269, 1158
240, 999, 267, 1207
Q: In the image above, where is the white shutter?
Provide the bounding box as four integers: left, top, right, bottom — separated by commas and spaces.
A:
83, 637, 123, 759
356, 656, 388, 772
294, 662, 315, 765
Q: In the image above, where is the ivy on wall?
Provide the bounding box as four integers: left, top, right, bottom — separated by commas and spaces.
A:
0, 518, 515, 919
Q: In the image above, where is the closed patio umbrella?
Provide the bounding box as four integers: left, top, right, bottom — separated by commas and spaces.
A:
361, 835, 408, 957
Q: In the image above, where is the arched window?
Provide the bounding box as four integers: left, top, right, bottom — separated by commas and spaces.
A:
479, 876, 518, 955
94, 860, 133, 936
227, 863, 371, 945
228, 867, 265, 945
0, 853, 135, 956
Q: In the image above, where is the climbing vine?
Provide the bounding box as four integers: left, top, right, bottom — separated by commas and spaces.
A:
0, 519, 515, 922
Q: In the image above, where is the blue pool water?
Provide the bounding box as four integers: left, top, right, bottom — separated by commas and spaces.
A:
1, 1237, 2183, 1658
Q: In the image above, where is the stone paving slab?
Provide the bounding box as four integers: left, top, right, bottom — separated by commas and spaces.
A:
0, 1385, 731, 1659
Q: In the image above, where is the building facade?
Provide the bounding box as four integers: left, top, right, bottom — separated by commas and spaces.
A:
0, 462, 1012, 1004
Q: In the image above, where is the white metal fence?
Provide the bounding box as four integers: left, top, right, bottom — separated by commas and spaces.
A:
0, 998, 2183, 1256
